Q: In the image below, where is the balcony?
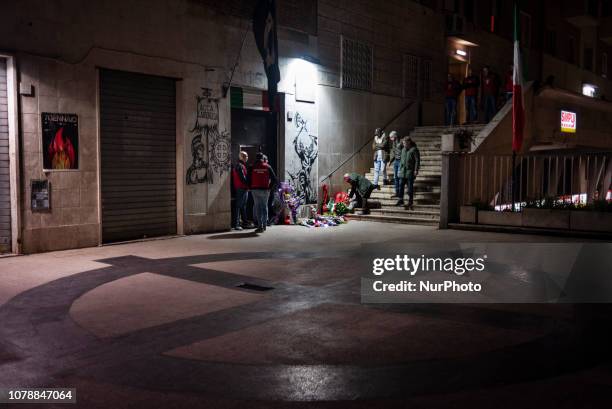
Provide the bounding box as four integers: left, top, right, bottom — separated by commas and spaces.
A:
601, 16, 612, 45
564, 0, 600, 27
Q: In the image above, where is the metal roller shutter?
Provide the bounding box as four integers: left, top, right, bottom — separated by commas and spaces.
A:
100, 69, 177, 243
0, 58, 11, 253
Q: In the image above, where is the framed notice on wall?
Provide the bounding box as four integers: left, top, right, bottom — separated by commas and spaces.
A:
560, 110, 577, 133
31, 180, 51, 211
41, 113, 79, 171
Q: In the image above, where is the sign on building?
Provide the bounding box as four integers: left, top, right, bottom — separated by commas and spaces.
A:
560, 110, 576, 133
41, 113, 79, 170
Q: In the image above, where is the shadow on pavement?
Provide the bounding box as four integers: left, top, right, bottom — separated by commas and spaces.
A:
207, 232, 259, 240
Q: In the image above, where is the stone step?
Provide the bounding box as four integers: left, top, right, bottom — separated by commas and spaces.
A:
381, 204, 440, 210
372, 193, 439, 204
369, 208, 440, 219
348, 214, 439, 226
365, 172, 441, 180
370, 190, 440, 200
366, 168, 440, 180
377, 184, 440, 193
373, 188, 441, 197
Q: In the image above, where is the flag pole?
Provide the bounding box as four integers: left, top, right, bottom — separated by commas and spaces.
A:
511, 0, 518, 212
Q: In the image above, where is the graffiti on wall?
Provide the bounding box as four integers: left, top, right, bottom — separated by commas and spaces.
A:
186, 89, 231, 185
287, 112, 318, 204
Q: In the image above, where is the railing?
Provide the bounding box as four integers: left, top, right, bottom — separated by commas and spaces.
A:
453, 152, 612, 210
319, 101, 415, 185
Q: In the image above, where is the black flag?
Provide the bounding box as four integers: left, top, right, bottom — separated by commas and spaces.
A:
253, 0, 280, 111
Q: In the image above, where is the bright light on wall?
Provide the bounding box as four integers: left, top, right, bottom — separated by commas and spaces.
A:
456, 49, 467, 57
582, 83, 598, 98
291, 56, 318, 102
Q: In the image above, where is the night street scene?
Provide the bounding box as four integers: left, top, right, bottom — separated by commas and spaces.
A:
1, 0, 612, 408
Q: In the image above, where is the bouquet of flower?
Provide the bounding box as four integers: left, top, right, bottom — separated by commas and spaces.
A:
278, 182, 302, 224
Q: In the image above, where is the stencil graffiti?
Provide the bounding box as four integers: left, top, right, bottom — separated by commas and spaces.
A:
287, 112, 318, 203
186, 89, 230, 184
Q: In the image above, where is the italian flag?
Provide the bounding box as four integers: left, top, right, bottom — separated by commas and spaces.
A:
512, 1, 525, 152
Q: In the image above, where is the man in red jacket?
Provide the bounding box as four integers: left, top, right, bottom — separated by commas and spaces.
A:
249, 152, 277, 233
463, 66, 480, 124
231, 151, 250, 230
482, 66, 499, 123
445, 74, 461, 126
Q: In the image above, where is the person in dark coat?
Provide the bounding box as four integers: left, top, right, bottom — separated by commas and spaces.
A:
396, 138, 420, 209
344, 172, 376, 211
231, 151, 249, 230
388, 131, 403, 198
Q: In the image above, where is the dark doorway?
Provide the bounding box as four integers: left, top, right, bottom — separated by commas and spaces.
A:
231, 108, 278, 171
230, 108, 278, 226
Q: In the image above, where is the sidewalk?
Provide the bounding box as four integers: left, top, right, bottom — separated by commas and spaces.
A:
0, 222, 609, 408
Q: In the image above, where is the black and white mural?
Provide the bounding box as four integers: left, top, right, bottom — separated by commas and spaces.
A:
286, 105, 318, 204
186, 89, 231, 186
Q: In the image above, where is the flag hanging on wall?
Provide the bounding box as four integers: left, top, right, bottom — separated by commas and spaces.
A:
253, 0, 280, 111
512, 1, 525, 152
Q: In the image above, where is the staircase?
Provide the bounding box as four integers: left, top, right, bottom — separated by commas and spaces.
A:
349, 124, 485, 226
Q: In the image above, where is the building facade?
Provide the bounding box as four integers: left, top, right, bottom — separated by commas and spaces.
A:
2, 0, 612, 253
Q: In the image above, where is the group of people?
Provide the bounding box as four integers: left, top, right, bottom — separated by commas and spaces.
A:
445, 64, 514, 126
231, 151, 277, 233
345, 128, 421, 211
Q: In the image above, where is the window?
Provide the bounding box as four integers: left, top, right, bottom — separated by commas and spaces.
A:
584, 47, 594, 71
568, 36, 576, 64
490, 0, 499, 32
545, 29, 557, 57
520, 12, 532, 48
341, 37, 373, 91
602, 52, 608, 78
403, 55, 420, 98
421, 59, 432, 100
464, 0, 475, 23
444, 0, 458, 12
587, 0, 599, 17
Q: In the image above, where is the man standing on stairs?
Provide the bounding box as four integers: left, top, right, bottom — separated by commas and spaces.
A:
344, 173, 377, 211
396, 138, 420, 209
389, 131, 403, 198
463, 66, 480, 124
482, 66, 500, 123
371, 128, 390, 188
445, 74, 461, 126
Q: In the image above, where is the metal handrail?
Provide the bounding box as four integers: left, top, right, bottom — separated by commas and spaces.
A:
319, 101, 415, 184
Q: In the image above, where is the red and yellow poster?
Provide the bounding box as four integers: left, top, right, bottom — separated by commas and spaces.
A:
42, 113, 79, 170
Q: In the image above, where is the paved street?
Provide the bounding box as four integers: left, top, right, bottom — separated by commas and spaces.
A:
1, 222, 611, 408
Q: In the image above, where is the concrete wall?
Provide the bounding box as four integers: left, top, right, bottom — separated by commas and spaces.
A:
0, 0, 315, 253
316, 0, 446, 196
533, 88, 612, 150
317, 86, 421, 194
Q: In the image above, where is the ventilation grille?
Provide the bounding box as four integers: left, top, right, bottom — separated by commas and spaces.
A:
341, 37, 373, 91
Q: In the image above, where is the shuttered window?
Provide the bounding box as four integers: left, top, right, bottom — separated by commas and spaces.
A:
0, 58, 10, 253
100, 69, 177, 243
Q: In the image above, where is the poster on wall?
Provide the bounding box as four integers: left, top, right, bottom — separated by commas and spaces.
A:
31, 180, 51, 211
42, 113, 79, 171
285, 102, 318, 204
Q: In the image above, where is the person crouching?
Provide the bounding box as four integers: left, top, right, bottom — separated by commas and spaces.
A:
344, 172, 376, 211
